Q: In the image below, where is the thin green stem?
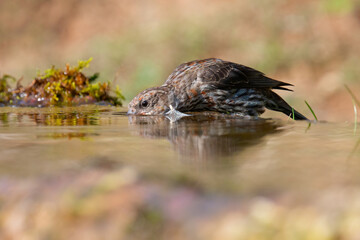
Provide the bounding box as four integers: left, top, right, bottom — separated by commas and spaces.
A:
353, 99, 357, 135
304, 100, 318, 121
344, 84, 360, 135
305, 122, 312, 133
344, 84, 360, 108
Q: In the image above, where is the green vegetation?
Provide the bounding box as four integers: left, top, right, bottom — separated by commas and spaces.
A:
0, 58, 125, 107
344, 85, 360, 135
353, 102, 357, 134
0, 75, 16, 104
344, 85, 360, 109
305, 100, 318, 122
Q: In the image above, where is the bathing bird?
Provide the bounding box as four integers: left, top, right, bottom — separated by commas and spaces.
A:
127, 58, 308, 120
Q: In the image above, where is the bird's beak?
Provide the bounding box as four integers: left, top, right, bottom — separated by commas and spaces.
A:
127, 108, 136, 115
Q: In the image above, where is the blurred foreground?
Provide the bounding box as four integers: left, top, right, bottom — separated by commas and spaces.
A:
1, 106, 360, 239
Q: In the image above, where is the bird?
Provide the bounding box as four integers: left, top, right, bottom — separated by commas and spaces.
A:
127, 58, 308, 120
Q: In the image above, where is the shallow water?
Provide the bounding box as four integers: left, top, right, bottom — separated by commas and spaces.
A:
1, 106, 360, 239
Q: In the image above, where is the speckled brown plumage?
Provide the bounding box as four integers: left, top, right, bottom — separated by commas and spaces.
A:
128, 58, 308, 120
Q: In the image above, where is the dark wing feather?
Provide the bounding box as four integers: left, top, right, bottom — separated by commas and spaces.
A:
204, 60, 293, 91
236, 64, 293, 91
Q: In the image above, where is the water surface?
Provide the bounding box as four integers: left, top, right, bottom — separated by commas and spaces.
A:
0, 106, 359, 239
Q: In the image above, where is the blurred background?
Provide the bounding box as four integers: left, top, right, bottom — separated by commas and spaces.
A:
0, 0, 360, 121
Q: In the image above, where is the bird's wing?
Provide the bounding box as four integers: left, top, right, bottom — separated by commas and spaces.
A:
201, 60, 293, 91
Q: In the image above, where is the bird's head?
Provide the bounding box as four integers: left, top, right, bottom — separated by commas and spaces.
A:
127, 87, 170, 115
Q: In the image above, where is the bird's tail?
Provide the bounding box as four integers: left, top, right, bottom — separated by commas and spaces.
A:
265, 91, 308, 120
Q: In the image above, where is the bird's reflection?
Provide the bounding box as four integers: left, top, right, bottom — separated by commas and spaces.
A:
128, 113, 281, 161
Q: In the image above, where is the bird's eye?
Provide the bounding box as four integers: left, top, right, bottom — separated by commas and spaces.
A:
141, 100, 149, 108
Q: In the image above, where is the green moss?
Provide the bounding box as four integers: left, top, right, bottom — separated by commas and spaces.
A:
0, 75, 16, 104
0, 58, 125, 107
